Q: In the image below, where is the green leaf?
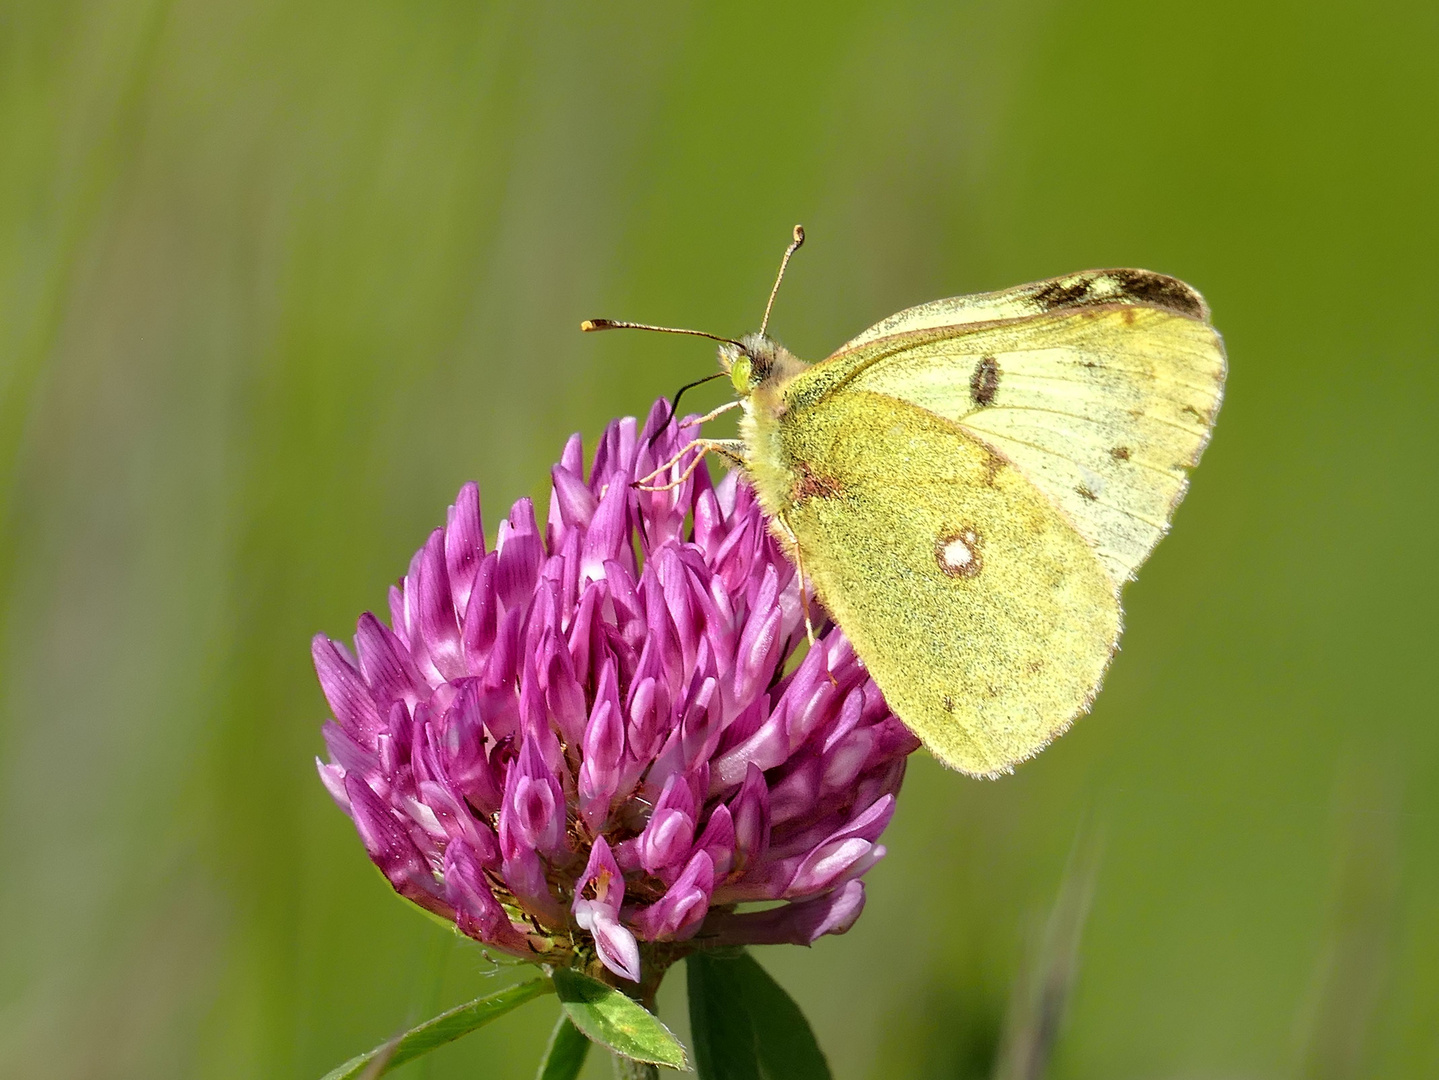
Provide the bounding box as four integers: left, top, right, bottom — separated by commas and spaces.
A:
536, 1012, 592, 1080
687, 951, 830, 1080
319, 976, 552, 1080
551, 967, 687, 1069
740, 954, 830, 1080
687, 953, 760, 1080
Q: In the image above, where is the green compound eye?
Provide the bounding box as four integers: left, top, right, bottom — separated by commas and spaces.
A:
727, 353, 754, 395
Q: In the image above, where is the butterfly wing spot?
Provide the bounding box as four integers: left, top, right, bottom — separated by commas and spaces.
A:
1033, 276, 1093, 309
1105, 269, 1207, 320
1027, 269, 1206, 320
969, 355, 1001, 406
981, 447, 1006, 487
936, 527, 983, 579
790, 462, 844, 504
1076, 467, 1105, 502
1109, 445, 1132, 461
941, 695, 954, 713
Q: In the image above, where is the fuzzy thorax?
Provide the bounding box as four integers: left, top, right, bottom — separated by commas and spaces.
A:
718, 333, 809, 525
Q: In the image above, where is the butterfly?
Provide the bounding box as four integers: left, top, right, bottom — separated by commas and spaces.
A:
584, 226, 1226, 777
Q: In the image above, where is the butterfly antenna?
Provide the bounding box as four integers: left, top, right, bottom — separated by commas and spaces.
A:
579, 320, 742, 447
580, 319, 743, 348
759, 224, 805, 337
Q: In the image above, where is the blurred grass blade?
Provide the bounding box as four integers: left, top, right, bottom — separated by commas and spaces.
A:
551, 967, 687, 1069
688, 950, 830, 1080
991, 834, 1100, 1080
536, 1011, 592, 1080
319, 976, 552, 1080
356, 1034, 400, 1080
1295, 765, 1400, 1080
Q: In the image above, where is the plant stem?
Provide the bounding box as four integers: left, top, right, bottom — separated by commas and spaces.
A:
610, 1052, 660, 1080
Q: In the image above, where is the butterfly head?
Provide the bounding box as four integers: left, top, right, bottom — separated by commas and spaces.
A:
719, 334, 805, 399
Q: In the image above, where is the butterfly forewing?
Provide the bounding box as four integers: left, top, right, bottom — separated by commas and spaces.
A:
821, 270, 1226, 583
836, 268, 1210, 350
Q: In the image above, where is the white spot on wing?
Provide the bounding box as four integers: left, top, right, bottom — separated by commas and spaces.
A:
942, 537, 974, 571
937, 527, 983, 579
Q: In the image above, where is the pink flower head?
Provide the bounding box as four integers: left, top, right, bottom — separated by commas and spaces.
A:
313, 401, 919, 984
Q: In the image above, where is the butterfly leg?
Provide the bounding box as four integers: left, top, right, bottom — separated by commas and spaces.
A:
681, 399, 742, 428
635, 439, 744, 492
705, 439, 747, 468
774, 517, 816, 640
774, 516, 838, 686
634, 439, 705, 488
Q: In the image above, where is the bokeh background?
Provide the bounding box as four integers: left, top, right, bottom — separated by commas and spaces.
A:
2, 2, 1436, 1077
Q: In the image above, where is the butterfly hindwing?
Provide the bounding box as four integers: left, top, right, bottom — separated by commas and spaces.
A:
772, 387, 1121, 777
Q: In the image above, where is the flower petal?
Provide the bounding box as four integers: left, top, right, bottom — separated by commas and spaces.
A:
629, 850, 714, 941
313, 635, 384, 745
699, 880, 866, 947
344, 774, 451, 918
445, 482, 486, 616
576, 903, 642, 982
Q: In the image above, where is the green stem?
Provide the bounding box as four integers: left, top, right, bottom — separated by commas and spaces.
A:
610, 1052, 661, 1080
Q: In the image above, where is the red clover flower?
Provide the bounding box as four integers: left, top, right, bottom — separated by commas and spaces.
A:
312, 401, 918, 990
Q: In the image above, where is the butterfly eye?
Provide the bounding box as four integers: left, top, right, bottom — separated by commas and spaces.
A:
728, 354, 754, 395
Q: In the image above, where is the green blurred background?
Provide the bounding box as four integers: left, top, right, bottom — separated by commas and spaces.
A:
2, 1, 1435, 1077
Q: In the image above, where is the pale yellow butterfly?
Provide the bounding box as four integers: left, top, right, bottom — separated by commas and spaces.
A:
584, 227, 1225, 777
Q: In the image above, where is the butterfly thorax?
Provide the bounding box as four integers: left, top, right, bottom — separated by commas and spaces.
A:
719, 333, 810, 526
